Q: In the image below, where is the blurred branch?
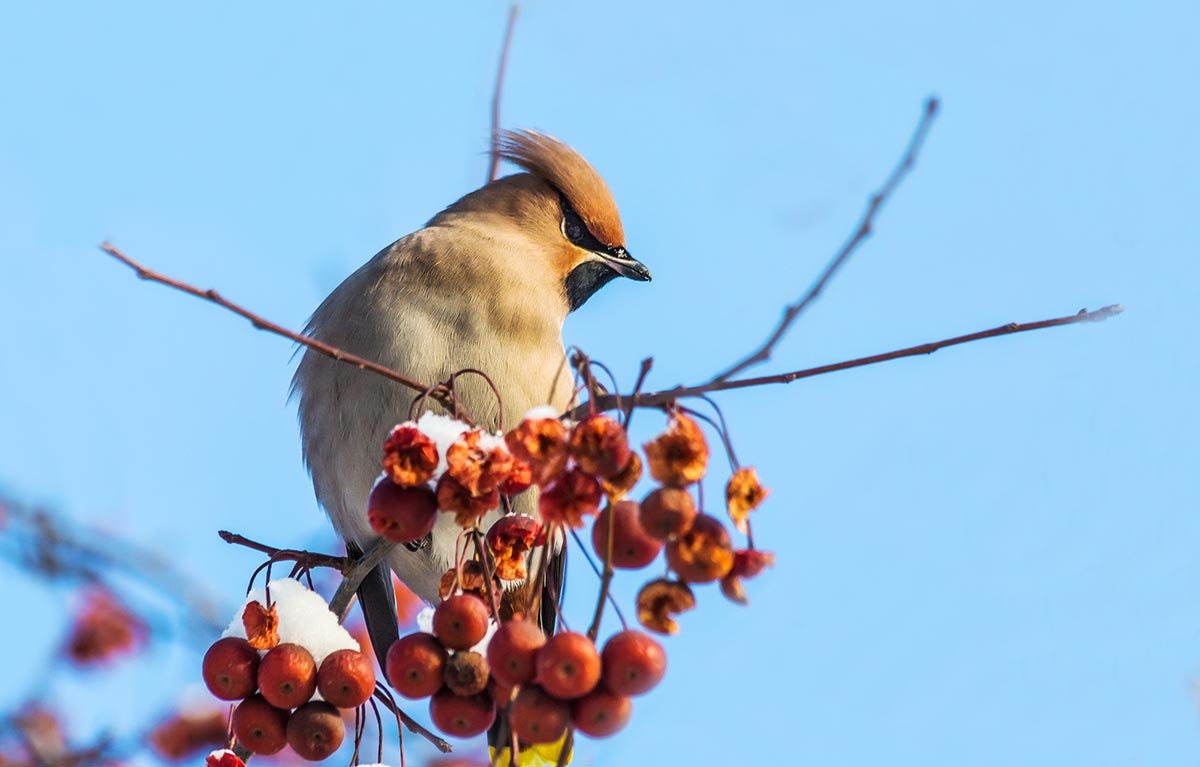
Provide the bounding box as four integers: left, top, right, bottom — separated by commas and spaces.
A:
708, 97, 940, 383
487, 4, 520, 182
0, 495, 226, 639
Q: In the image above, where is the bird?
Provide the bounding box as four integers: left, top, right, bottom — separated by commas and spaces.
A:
291, 130, 649, 757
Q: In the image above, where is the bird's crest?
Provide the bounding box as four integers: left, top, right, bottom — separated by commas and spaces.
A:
497, 130, 625, 249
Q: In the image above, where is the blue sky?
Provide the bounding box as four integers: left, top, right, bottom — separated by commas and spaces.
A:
2, 2, 1197, 765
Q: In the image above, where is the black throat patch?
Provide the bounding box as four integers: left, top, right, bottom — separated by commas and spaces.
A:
565, 260, 619, 312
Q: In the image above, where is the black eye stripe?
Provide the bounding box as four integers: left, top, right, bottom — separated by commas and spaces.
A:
558, 193, 612, 253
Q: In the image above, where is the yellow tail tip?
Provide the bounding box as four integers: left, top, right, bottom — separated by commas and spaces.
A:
488, 731, 572, 767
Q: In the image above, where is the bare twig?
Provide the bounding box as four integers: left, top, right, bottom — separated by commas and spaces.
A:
586, 509, 616, 641
98, 243, 457, 412
218, 530, 349, 572
708, 97, 941, 383
567, 527, 627, 629
373, 688, 452, 754
487, 4, 520, 183
622, 358, 654, 429
578, 304, 1124, 417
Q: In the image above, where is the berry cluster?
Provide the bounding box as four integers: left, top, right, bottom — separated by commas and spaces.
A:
201, 580, 376, 760
371, 407, 770, 748
204, 405, 774, 761
385, 598, 665, 744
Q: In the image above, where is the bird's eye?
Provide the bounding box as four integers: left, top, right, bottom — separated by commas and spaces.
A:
563, 217, 585, 244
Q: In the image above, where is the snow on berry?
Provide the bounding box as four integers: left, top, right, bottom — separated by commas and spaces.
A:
206, 749, 247, 767
222, 579, 358, 667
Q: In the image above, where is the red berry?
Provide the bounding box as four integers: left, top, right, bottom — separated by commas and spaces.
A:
571, 688, 632, 738
600, 630, 666, 697
286, 701, 345, 761
592, 501, 663, 569
385, 633, 447, 699
257, 643, 317, 709
202, 637, 260, 701
317, 649, 376, 709
368, 481, 438, 544
429, 688, 495, 738
535, 632, 601, 700
444, 650, 490, 697
231, 694, 289, 755
432, 594, 490, 650
510, 685, 569, 745
639, 487, 696, 540
486, 619, 546, 687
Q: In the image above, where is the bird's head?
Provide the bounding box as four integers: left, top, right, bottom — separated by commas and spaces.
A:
433, 131, 650, 312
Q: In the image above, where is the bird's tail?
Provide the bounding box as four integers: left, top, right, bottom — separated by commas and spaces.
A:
348, 543, 400, 671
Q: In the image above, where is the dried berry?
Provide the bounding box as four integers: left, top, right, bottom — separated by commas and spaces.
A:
636, 579, 696, 635
500, 459, 534, 495
726, 467, 768, 534
436, 473, 501, 528
601, 451, 642, 502
720, 549, 776, 605
447, 430, 515, 496
665, 514, 735, 583
505, 417, 570, 486
382, 425, 438, 486
568, 414, 631, 479
486, 514, 542, 580
643, 413, 708, 486
539, 468, 602, 528
241, 601, 279, 651
444, 650, 490, 697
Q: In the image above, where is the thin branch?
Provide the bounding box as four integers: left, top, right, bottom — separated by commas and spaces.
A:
622, 358, 654, 429
98, 243, 456, 412
567, 527, 627, 629
329, 538, 399, 619
708, 96, 941, 383
487, 4, 520, 183
217, 531, 349, 572
578, 304, 1124, 417
372, 688, 452, 754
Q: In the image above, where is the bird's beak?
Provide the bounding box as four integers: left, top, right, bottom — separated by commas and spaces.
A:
598, 246, 652, 282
